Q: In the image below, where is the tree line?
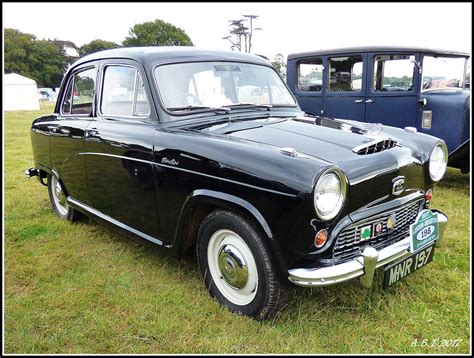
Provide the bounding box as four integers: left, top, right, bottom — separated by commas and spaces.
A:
4, 19, 193, 88
5, 16, 287, 88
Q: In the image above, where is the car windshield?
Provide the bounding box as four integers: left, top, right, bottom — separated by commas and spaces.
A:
154, 61, 296, 112
421, 56, 467, 91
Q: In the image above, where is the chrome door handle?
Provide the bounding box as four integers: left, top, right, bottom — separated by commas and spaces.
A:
365, 99, 374, 104
59, 127, 70, 135
354, 99, 364, 103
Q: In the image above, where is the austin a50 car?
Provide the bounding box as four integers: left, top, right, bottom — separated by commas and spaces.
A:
27, 47, 448, 320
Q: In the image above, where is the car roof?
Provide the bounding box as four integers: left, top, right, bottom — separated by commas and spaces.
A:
71, 46, 272, 69
288, 46, 470, 60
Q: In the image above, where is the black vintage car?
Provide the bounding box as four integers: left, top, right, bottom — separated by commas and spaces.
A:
26, 47, 448, 320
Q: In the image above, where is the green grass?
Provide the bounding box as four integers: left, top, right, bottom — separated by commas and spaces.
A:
3, 103, 471, 353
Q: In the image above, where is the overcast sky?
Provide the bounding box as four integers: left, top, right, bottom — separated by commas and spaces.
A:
3, 2, 472, 60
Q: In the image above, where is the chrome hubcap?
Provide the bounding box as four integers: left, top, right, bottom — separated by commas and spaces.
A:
51, 176, 68, 215
55, 181, 67, 207
207, 229, 258, 306
218, 244, 248, 289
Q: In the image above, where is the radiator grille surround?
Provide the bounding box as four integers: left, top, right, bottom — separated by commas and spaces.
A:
333, 199, 423, 261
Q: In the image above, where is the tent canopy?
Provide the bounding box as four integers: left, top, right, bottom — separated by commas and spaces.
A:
4, 73, 38, 85
4, 73, 40, 111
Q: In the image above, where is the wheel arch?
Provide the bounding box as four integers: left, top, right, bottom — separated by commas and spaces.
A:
174, 189, 286, 272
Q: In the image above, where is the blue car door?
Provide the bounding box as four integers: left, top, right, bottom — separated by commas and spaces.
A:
323, 53, 367, 121
287, 56, 325, 116
364, 52, 420, 128
416, 54, 470, 154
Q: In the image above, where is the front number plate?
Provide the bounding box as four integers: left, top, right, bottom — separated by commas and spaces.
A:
383, 244, 435, 289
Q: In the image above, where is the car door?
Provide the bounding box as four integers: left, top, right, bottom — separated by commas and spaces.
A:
289, 57, 325, 115
416, 54, 470, 154
49, 63, 99, 206
323, 53, 367, 121
364, 52, 419, 128
83, 60, 161, 240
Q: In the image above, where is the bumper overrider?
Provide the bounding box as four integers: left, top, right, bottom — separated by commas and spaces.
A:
288, 210, 448, 288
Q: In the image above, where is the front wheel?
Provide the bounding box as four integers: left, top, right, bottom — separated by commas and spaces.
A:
47, 174, 82, 221
196, 210, 289, 320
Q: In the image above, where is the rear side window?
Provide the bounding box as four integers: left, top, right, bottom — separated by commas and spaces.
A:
297, 58, 324, 92
328, 56, 363, 92
101, 65, 150, 117
372, 54, 415, 92
61, 67, 97, 115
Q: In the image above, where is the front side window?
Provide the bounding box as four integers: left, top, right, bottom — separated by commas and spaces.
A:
101, 66, 150, 117
297, 58, 324, 92
421, 56, 466, 91
372, 54, 415, 92
154, 62, 296, 113
61, 67, 96, 115
328, 56, 363, 92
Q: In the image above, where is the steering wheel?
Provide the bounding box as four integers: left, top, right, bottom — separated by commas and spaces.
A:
168, 92, 203, 106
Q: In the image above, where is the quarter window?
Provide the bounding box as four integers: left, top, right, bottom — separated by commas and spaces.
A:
61, 67, 96, 115
297, 58, 324, 92
421, 56, 466, 91
328, 56, 363, 92
101, 66, 150, 117
372, 55, 415, 92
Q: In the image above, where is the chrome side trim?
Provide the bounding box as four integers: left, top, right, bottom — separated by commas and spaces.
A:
288, 211, 448, 288
67, 197, 165, 247
78, 152, 298, 198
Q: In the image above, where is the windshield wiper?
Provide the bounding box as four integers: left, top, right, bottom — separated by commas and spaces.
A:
167, 105, 231, 114
227, 103, 273, 110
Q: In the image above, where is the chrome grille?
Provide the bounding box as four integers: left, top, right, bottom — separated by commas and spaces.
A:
333, 199, 423, 261
352, 139, 398, 155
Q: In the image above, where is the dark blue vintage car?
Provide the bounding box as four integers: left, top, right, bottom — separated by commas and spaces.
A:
27, 47, 449, 320
287, 47, 470, 172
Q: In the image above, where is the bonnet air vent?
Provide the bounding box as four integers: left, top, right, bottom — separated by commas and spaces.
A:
352, 139, 398, 155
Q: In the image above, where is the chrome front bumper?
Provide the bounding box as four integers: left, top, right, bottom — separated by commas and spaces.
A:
288, 210, 448, 288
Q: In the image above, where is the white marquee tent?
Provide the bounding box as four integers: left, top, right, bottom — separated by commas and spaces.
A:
4, 73, 40, 111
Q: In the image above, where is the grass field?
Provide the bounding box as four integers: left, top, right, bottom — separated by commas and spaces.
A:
3, 103, 471, 354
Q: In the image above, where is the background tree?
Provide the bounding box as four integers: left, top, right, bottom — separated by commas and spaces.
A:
79, 39, 120, 57
223, 19, 247, 52
223, 15, 261, 53
271, 53, 287, 79
4, 28, 76, 88
243, 15, 259, 53
122, 19, 193, 47
4, 28, 36, 76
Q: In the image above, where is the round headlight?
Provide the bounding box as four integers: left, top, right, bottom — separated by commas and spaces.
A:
429, 144, 448, 181
314, 169, 347, 221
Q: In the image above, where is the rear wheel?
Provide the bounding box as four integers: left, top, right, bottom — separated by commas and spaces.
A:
47, 174, 82, 221
196, 210, 289, 320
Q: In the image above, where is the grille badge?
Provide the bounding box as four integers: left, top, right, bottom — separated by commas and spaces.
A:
373, 222, 384, 236
360, 225, 372, 241
386, 213, 397, 230
392, 176, 405, 196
